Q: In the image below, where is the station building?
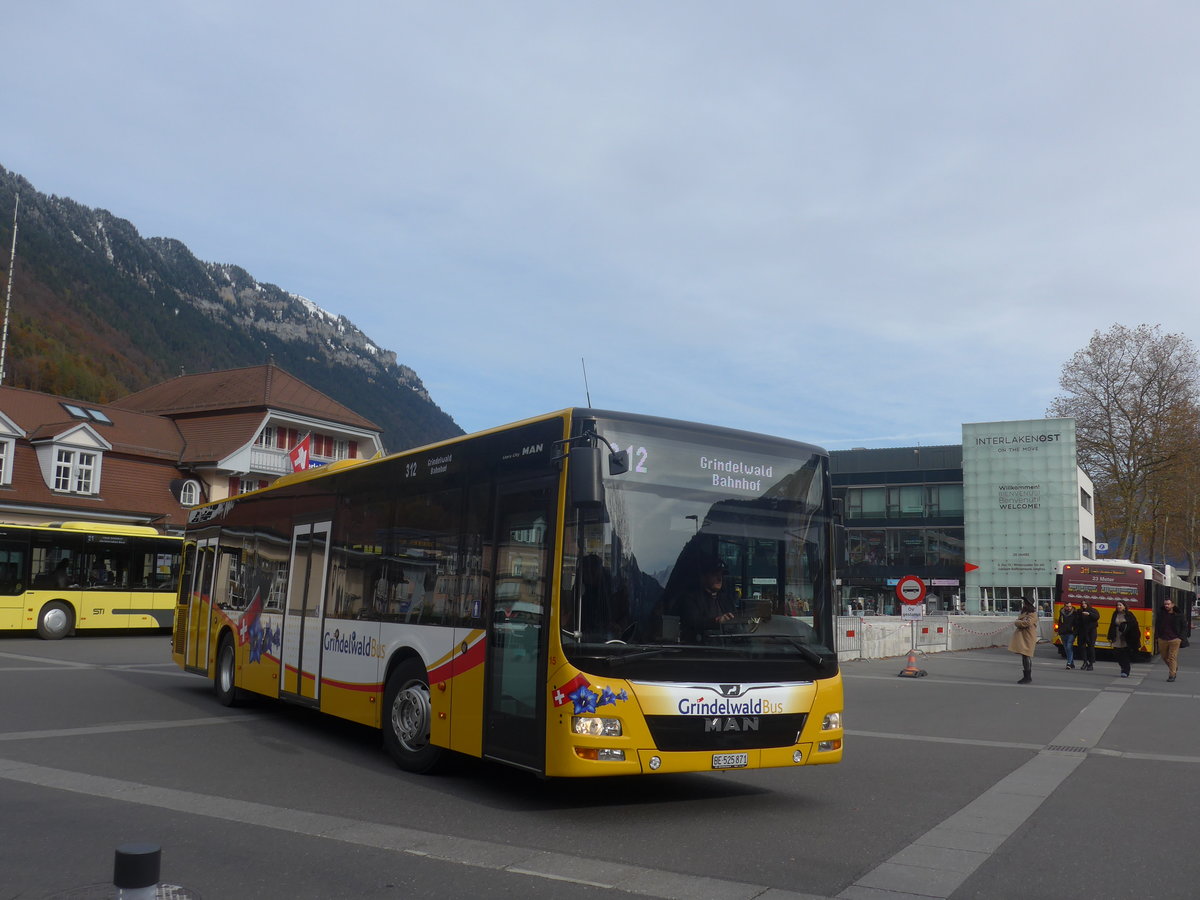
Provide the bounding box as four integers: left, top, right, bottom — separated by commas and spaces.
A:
0, 364, 384, 531
831, 417, 1094, 616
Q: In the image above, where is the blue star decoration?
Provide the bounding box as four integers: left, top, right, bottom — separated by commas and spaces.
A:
246, 618, 265, 663
571, 684, 629, 714
246, 621, 281, 665
597, 687, 628, 707
569, 685, 598, 714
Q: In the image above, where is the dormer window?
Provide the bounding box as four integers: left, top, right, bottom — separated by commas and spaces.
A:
179, 479, 201, 507
0, 411, 22, 486
33, 423, 110, 497
0, 438, 12, 485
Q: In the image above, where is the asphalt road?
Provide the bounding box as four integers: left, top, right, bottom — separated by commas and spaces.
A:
1, 633, 1197, 899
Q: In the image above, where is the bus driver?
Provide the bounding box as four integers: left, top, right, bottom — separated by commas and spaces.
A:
680, 556, 735, 641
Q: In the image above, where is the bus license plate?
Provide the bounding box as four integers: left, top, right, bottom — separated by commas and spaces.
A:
712, 752, 748, 770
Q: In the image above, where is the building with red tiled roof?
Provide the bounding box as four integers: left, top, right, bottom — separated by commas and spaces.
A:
0, 364, 384, 531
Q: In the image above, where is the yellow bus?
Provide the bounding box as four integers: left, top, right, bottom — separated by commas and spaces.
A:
1053, 559, 1194, 659
172, 409, 845, 777
0, 522, 183, 639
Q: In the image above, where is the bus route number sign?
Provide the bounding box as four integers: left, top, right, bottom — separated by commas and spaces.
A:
896, 575, 927, 606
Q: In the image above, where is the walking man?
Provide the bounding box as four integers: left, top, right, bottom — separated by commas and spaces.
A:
1156, 597, 1186, 682
1058, 599, 1077, 669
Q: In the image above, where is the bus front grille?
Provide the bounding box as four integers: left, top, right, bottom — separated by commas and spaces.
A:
644, 713, 809, 751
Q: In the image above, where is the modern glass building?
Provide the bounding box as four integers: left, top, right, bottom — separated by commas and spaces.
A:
831, 418, 1095, 616
830, 444, 966, 615
962, 418, 1094, 614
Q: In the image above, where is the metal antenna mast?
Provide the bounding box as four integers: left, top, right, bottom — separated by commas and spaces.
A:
581, 357, 593, 407
1, 193, 17, 385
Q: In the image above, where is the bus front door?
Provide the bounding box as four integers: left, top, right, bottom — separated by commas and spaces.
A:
0, 539, 27, 629
483, 482, 552, 772
184, 537, 219, 674
280, 521, 331, 702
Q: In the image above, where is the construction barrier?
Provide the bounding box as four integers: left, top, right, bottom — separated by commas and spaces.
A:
836, 615, 1053, 662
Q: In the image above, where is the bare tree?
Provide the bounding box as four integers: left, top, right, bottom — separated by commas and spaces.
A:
1048, 324, 1200, 560
1158, 417, 1200, 579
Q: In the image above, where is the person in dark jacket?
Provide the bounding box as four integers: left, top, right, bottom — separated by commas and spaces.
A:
679, 557, 735, 642
1107, 600, 1140, 677
1075, 599, 1100, 671
1156, 597, 1186, 682
1057, 600, 1078, 669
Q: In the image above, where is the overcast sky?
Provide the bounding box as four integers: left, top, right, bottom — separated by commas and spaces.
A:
6, 3, 1199, 448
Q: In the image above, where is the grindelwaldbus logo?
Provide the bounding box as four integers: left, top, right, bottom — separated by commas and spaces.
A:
677, 696, 783, 716
324, 629, 385, 658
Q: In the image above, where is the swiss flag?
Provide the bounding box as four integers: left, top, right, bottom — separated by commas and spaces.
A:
288, 434, 313, 472
552, 673, 590, 707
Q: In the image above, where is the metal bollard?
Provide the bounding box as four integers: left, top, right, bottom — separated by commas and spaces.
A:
113, 843, 160, 900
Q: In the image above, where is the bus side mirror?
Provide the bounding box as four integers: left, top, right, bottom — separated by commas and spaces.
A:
570, 446, 604, 508
609, 448, 629, 476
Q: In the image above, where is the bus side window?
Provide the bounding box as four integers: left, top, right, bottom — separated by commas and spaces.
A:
0, 561, 21, 595
0, 543, 26, 595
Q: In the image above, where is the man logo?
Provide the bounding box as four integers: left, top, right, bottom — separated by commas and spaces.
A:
704, 717, 760, 733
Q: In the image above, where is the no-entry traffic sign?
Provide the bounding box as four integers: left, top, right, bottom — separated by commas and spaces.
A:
896, 575, 927, 605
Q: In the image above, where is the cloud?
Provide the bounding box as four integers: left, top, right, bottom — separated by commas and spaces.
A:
7, 2, 1200, 446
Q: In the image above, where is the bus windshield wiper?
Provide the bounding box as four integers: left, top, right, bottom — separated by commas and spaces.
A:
604, 646, 685, 666
730, 633, 826, 666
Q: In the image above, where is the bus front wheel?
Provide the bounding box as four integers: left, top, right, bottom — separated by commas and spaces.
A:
214, 635, 242, 707
36, 601, 74, 640
383, 659, 445, 773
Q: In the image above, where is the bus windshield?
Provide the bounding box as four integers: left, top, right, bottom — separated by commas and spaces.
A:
560, 417, 836, 680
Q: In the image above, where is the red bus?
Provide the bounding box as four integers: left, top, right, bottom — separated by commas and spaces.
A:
1053, 559, 1193, 659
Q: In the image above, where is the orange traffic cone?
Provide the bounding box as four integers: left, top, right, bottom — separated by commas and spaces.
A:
898, 648, 927, 678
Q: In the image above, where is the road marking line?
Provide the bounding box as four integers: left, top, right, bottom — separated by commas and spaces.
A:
847, 730, 1042, 751
0, 717, 261, 742
0, 651, 98, 667
0, 757, 829, 900
837, 690, 1131, 899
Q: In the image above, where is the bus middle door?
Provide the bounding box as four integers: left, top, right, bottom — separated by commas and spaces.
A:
280, 521, 331, 703
483, 480, 554, 773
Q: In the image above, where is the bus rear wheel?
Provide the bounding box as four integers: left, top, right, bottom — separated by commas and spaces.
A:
36, 601, 74, 640
214, 635, 242, 707
383, 659, 445, 773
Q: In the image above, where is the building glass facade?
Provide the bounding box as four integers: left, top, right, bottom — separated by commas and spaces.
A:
831, 445, 966, 615
962, 418, 1094, 614
831, 418, 1094, 617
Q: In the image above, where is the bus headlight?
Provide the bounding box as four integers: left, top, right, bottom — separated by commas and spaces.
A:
822, 712, 842, 731
573, 716, 622, 737
574, 747, 626, 761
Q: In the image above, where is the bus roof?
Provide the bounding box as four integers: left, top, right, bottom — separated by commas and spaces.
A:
186, 407, 831, 517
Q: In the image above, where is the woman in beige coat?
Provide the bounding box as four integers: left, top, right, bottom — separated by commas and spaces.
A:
1008, 599, 1038, 684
